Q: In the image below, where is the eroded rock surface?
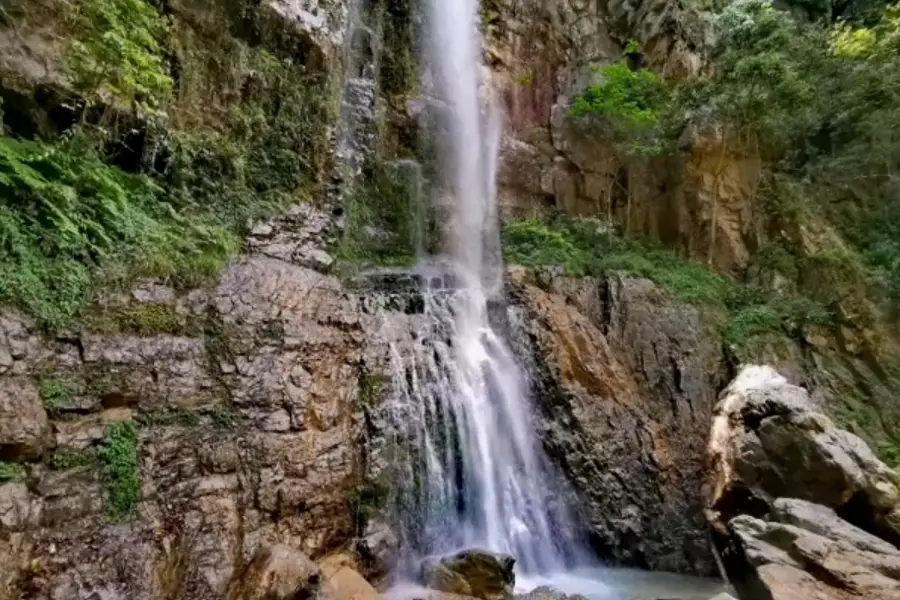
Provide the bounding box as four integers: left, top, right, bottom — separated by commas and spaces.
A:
508, 266, 727, 575
421, 550, 516, 600
707, 366, 900, 600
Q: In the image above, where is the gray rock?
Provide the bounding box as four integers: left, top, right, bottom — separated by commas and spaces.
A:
356, 519, 399, 579
507, 268, 726, 575
421, 550, 516, 600
707, 365, 900, 542
0, 376, 50, 459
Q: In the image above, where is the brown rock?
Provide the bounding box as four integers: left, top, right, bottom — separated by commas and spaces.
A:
0, 376, 50, 460
421, 550, 515, 600
509, 268, 726, 575
227, 544, 322, 600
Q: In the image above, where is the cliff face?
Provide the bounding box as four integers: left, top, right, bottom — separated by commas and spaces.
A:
1, 0, 899, 598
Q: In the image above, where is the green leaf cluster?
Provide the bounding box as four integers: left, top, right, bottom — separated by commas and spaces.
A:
0, 132, 236, 329
102, 421, 140, 519
569, 48, 671, 157
503, 216, 834, 347
65, 0, 173, 117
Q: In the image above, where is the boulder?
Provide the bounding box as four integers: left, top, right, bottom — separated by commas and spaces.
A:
421, 550, 516, 600
356, 519, 400, 579
227, 544, 322, 600
706, 366, 900, 600
706, 365, 900, 543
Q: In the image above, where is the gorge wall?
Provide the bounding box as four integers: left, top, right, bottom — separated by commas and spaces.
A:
1, 0, 899, 599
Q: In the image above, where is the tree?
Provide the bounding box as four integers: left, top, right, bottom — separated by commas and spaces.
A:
569, 41, 671, 235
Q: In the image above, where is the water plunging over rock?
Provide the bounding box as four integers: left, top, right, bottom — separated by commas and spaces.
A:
372, 0, 583, 577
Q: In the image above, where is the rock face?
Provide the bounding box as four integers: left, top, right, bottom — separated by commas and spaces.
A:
0, 199, 401, 599
420, 550, 516, 600
706, 366, 900, 600
507, 266, 728, 575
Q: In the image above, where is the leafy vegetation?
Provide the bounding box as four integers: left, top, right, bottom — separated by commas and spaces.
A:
503, 216, 833, 347
570, 41, 671, 158
46, 447, 101, 471
38, 376, 82, 417
0, 0, 331, 329
102, 421, 139, 519
65, 0, 173, 119
0, 460, 25, 482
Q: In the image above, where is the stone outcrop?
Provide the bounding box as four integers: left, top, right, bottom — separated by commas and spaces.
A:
0, 201, 396, 600
420, 550, 516, 600
706, 365, 900, 600
507, 266, 729, 575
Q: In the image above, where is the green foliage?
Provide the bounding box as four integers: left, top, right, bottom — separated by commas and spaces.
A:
0, 132, 236, 329
503, 216, 834, 348
349, 478, 390, 534
38, 376, 81, 417
337, 163, 419, 272
503, 217, 731, 303
166, 50, 331, 230
102, 421, 139, 519
65, 0, 173, 117
570, 49, 671, 157
90, 303, 188, 336
358, 370, 388, 409
0, 460, 25, 482
46, 447, 101, 471
136, 407, 201, 428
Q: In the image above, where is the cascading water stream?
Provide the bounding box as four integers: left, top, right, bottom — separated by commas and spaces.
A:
379, 0, 582, 577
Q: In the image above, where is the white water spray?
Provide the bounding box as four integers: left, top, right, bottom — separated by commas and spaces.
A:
379, 0, 581, 575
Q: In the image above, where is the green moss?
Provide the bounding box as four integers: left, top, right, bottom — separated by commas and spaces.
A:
46, 447, 101, 471
136, 407, 201, 428
358, 370, 388, 408
337, 164, 419, 273
504, 216, 836, 350
349, 478, 390, 534
0, 461, 25, 482
38, 376, 81, 417
89, 302, 192, 337
102, 421, 139, 519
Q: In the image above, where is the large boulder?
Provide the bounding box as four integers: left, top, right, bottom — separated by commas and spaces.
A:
227, 544, 322, 600
706, 366, 900, 600
421, 550, 516, 600
706, 365, 900, 543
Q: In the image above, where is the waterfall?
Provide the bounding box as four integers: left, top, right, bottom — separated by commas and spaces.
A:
378, 0, 582, 576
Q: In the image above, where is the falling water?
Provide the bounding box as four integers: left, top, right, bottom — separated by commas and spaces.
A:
377, 0, 582, 577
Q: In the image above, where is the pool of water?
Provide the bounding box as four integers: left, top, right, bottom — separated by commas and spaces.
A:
385, 567, 727, 600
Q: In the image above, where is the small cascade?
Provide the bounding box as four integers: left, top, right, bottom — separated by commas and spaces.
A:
327, 3, 379, 220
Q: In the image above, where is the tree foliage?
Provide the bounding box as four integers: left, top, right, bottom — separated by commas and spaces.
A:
570, 45, 671, 157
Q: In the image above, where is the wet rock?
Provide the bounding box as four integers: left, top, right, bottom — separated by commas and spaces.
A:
421, 550, 516, 600
227, 544, 322, 600
0, 376, 50, 459
508, 268, 725, 575
515, 586, 587, 600
322, 561, 380, 600
356, 518, 399, 579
